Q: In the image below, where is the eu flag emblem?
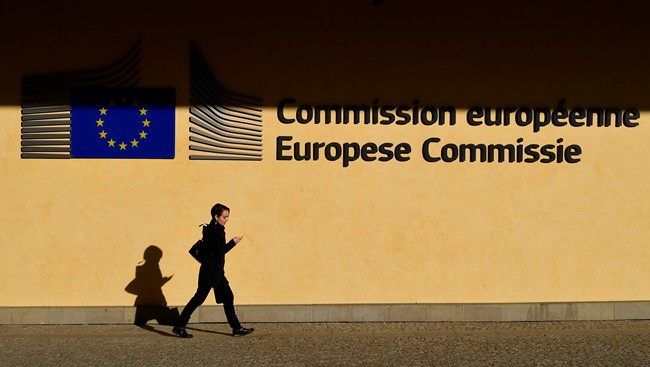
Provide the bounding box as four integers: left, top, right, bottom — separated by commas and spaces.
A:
71, 88, 175, 159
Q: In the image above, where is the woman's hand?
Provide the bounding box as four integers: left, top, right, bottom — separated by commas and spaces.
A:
233, 236, 244, 244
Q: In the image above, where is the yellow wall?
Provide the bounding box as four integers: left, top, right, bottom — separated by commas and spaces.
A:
1, 1, 650, 306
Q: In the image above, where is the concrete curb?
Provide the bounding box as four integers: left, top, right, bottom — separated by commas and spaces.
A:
2, 301, 650, 324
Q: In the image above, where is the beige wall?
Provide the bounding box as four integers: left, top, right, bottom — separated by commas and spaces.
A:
1, 1, 650, 307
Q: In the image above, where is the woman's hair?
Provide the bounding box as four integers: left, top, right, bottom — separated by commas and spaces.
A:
211, 203, 230, 218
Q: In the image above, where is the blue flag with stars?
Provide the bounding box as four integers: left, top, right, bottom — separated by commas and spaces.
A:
71, 88, 175, 158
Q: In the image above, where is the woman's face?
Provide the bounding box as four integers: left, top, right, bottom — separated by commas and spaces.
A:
215, 210, 230, 226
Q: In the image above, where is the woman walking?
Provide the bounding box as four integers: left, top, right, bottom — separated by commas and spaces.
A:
172, 203, 254, 338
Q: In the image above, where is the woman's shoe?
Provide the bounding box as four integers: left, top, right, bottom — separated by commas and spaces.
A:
172, 326, 193, 338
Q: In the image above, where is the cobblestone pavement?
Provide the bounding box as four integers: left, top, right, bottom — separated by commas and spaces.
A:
2, 321, 650, 366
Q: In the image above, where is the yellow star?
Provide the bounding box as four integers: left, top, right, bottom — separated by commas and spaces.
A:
108, 139, 116, 147
142, 119, 151, 127
96, 118, 104, 127
130, 139, 139, 147
119, 142, 127, 150
139, 131, 148, 139
99, 107, 107, 115
139, 107, 148, 116
99, 130, 107, 138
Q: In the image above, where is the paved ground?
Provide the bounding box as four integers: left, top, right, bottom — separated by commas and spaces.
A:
1, 321, 650, 366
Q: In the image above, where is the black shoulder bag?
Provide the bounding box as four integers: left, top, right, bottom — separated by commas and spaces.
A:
188, 223, 208, 263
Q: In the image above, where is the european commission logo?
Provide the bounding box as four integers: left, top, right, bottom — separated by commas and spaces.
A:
21, 41, 262, 160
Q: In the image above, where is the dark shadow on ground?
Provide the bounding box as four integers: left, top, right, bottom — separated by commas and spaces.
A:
137, 324, 177, 337
186, 326, 232, 337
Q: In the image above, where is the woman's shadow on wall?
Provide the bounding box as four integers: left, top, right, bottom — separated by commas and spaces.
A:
125, 245, 179, 334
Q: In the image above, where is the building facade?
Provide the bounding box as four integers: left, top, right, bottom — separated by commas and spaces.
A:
1, 0, 650, 323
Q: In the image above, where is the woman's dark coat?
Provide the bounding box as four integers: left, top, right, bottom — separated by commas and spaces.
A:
198, 220, 236, 288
